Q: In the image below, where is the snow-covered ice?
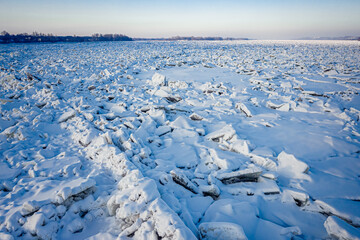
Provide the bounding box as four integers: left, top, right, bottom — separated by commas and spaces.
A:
0, 40, 360, 239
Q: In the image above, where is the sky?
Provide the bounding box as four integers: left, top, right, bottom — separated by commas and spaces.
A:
0, 0, 359, 39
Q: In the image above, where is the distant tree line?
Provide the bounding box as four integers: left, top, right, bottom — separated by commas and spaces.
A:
134, 36, 249, 41
90, 33, 132, 42
0, 31, 133, 44
167, 36, 248, 41
0, 31, 253, 44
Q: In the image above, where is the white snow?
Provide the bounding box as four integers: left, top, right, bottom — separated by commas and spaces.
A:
0, 40, 360, 239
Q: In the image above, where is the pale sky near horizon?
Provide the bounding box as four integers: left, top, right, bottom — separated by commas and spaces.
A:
0, 0, 359, 39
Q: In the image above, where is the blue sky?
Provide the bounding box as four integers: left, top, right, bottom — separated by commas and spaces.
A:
0, 0, 359, 39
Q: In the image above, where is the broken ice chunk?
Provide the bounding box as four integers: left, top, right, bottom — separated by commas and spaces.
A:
323, 69, 338, 75
165, 95, 182, 103
170, 170, 199, 194
151, 73, 167, 86
35, 102, 47, 109
146, 198, 197, 239
36, 222, 58, 240
189, 113, 203, 121
83, 112, 94, 122
140, 105, 151, 113
278, 103, 290, 112
302, 91, 329, 98
154, 89, 169, 98
250, 155, 277, 170
170, 116, 193, 129
196, 128, 205, 136
262, 172, 277, 180
199, 222, 248, 240
56, 205, 66, 217
186, 196, 214, 223
216, 167, 262, 184
324, 216, 360, 240
39, 204, 56, 219
316, 199, 360, 227
266, 101, 290, 112
58, 110, 76, 123
155, 125, 172, 136
230, 139, 251, 155
280, 226, 302, 237
277, 151, 309, 179
78, 128, 98, 147
171, 128, 198, 141
266, 101, 282, 110
123, 121, 135, 129
168, 80, 188, 89
251, 147, 274, 158
21, 200, 42, 216
209, 148, 242, 171
162, 192, 182, 213
235, 103, 252, 117
55, 178, 96, 204
199, 184, 220, 199
283, 189, 309, 207
118, 219, 142, 238
68, 218, 84, 233
158, 142, 198, 168
0, 162, 21, 180
148, 108, 166, 125
206, 125, 236, 142
23, 213, 45, 235
203, 63, 216, 68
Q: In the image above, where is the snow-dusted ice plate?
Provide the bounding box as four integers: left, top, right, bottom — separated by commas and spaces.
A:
0, 40, 360, 239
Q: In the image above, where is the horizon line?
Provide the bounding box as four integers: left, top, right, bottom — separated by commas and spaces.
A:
1, 31, 360, 41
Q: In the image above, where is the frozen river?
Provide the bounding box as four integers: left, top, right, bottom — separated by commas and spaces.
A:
0, 40, 360, 239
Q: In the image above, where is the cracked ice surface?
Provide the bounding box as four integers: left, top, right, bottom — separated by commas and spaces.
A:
0, 40, 360, 239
